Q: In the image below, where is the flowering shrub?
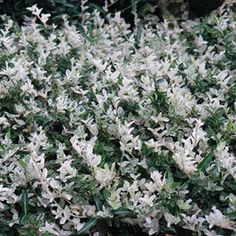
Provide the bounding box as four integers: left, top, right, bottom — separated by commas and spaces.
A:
0, 1, 236, 235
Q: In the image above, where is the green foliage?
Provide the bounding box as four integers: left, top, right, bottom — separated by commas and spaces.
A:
204, 108, 228, 141
77, 218, 97, 235
197, 153, 214, 171
0, 1, 236, 236
226, 84, 236, 110
149, 86, 170, 114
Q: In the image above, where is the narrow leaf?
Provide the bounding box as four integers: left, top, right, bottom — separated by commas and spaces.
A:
19, 189, 29, 224
77, 218, 97, 235
87, 3, 107, 14
22, 189, 29, 215
112, 208, 134, 217
94, 197, 102, 211
197, 153, 214, 171
134, 24, 142, 48
6, 128, 11, 139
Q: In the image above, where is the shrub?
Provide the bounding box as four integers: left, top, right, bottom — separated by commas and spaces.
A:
0, 1, 235, 235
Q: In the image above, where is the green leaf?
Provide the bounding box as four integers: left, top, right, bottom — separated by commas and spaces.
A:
166, 169, 174, 182
76, 24, 93, 42
112, 208, 134, 217
19, 160, 27, 169
197, 153, 214, 171
120, 0, 143, 13
141, 143, 154, 156
134, 24, 142, 48
94, 198, 102, 211
19, 189, 29, 224
6, 128, 11, 139
227, 211, 236, 220
41, 233, 55, 236
22, 189, 29, 215
77, 218, 97, 235
19, 214, 28, 225
226, 121, 236, 133
87, 3, 107, 14
226, 181, 236, 192
138, 3, 153, 16
0, 144, 4, 154
19, 155, 30, 169
103, 145, 114, 152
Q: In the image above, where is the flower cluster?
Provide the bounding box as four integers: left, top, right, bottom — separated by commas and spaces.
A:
0, 1, 235, 235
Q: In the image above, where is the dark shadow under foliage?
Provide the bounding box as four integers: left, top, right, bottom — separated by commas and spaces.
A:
0, 0, 225, 27
188, 0, 224, 17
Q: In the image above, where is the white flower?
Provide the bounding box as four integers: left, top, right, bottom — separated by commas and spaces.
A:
228, 193, 236, 211
167, 86, 196, 116
26, 4, 50, 26
26, 4, 42, 17
94, 163, 116, 187
82, 118, 99, 136
145, 171, 166, 193
151, 171, 166, 191
0, 116, 9, 126
190, 119, 208, 147
93, 233, 100, 236
39, 222, 60, 236
52, 205, 71, 225
85, 144, 102, 168
139, 194, 156, 207
70, 137, 101, 168
70, 136, 83, 154
56, 95, 69, 113
9, 209, 19, 227
72, 218, 85, 232
177, 199, 192, 211
215, 142, 236, 181
106, 188, 122, 209
140, 75, 155, 93
164, 213, 180, 228
82, 205, 96, 217
0, 185, 18, 204
204, 229, 224, 236
205, 206, 235, 230
40, 13, 51, 25
118, 82, 139, 103
39, 222, 71, 236
145, 139, 165, 152
117, 121, 142, 153
21, 80, 37, 96
59, 160, 77, 182
27, 126, 50, 152
97, 206, 113, 218
182, 211, 205, 232
89, 56, 107, 72
173, 144, 197, 176
143, 217, 159, 235
198, 61, 207, 77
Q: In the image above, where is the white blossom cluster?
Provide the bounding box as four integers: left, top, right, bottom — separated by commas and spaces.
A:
0, 1, 236, 235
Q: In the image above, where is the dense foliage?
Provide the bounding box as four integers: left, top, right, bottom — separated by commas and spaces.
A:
0, 0, 235, 235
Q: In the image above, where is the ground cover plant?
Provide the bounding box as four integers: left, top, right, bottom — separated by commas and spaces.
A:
0, 0, 236, 235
